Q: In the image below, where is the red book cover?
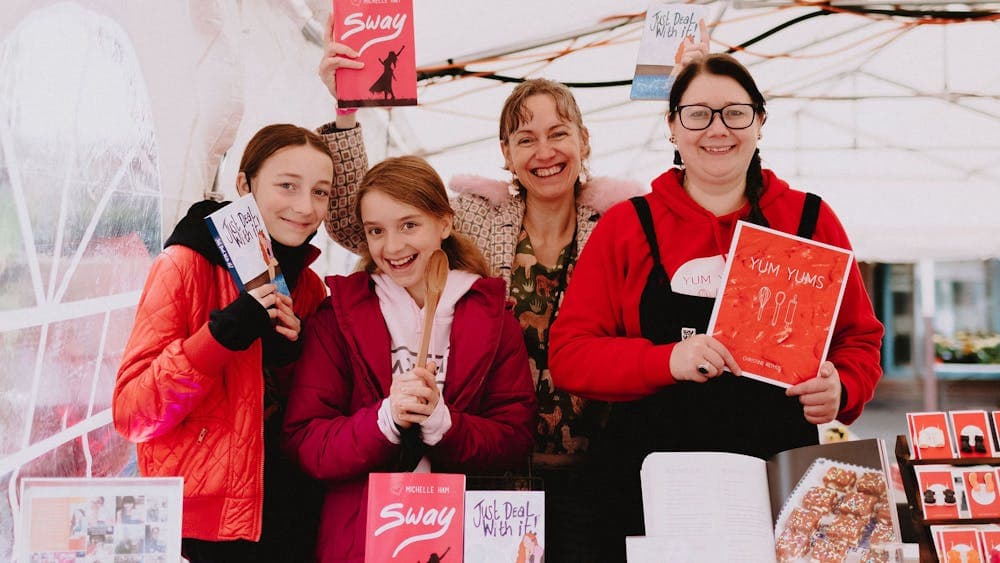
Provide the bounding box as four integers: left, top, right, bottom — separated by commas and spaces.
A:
333, 0, 417, 107
365, 473, 464, 562
707, 221, 853, 387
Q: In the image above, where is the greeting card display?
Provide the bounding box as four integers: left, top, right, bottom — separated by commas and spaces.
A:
630, 439, 901, 562
706, 221, 853, 387
464, 490, 544, 562
982, 527, 1000, 560
907, 412, 956, 460
915, 466, 962, 521
630, 2, 708, 100
204, 194, 290, 296
333, 0, 417, 107
365, 473, 464, 562
994, 410, 1000, 451
18, 477, 183, 563
960, 468, 1000, 519
950, 410, 997, 459
932, 526, 987, 562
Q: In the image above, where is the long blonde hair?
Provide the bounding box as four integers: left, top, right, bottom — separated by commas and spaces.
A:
354, 156, 490, 278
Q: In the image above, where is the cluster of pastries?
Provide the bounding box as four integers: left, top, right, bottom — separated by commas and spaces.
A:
775, 465, 896, 563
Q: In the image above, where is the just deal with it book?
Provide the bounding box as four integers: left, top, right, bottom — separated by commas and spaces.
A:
204, 194, 290, 296
333, 0, 417, 108
630, 1, 708, 100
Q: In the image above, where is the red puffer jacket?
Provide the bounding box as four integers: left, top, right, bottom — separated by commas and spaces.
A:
113, 244, 325, 541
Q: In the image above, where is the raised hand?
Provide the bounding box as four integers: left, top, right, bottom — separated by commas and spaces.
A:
671, 18, 711, 76
318, 11, 364, 99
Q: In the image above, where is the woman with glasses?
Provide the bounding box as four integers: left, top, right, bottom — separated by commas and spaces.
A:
548, 54, 883, 560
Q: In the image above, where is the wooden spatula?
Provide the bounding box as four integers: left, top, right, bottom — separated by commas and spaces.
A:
416, 249, 449, 369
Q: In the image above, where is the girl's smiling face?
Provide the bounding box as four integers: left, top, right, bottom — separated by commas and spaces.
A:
360, 189, 452, 305
238, 144, 333, 246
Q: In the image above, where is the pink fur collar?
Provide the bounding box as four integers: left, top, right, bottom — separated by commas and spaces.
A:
448, 174, 647, 214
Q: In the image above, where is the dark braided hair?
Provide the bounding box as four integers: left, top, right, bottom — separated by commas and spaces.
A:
668, 54, 769, 227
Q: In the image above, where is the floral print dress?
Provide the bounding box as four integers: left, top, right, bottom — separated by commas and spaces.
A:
509, 228, 602, 465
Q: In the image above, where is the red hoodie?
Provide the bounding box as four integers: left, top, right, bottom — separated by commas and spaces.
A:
549, 168, 883, 424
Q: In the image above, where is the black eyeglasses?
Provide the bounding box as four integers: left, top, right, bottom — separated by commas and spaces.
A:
675, 104, 758, 131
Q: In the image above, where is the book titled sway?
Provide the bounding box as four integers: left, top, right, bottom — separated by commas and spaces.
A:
630, 1, 708, 100
628, 439, 902, 563
707, 221, 853, 388
204, 194, 290, 296
365, 473, 464, 562
333, 0, 417, 108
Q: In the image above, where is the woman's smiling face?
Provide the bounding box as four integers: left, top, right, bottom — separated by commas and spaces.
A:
501, 94, 589, 203
669, 73, 763, 193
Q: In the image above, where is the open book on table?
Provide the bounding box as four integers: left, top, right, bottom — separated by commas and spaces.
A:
627, 439, 902, 562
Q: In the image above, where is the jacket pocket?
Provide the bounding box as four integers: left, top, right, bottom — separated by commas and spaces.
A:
154, 415, 234, 496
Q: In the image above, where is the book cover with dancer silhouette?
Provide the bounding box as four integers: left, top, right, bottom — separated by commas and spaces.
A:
364, 473, 464, 563
333, 0, 417, 107
706, 222, 853, 387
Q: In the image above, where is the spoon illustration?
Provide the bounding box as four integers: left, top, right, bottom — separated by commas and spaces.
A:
771, 291, 786, 326
416, 249, 450, 369
757, 286, 771, 321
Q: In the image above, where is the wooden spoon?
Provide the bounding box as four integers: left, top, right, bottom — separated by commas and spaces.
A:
416, 249, 449, 369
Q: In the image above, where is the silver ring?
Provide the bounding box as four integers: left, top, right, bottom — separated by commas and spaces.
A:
697, 364, 710, 375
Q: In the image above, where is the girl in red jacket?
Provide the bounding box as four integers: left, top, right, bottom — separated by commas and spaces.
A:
114, 124, 343, 562
283, 156, 536, 563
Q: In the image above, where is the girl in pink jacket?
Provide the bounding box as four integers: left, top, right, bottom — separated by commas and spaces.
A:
283, 156, 536, 563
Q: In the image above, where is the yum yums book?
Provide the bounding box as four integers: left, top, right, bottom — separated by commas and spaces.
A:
464, 490, 545, 563
627, 439, 902, 563
365, 473, 464, 563
333, 0, 417, 108
707, 221, 853, 388
204, 194, 290, 296
630, 1, 708, 100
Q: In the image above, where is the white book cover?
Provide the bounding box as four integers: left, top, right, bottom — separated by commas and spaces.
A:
204, 193, 290, 295
464, 490, 544, 563
630, 2, 708, 100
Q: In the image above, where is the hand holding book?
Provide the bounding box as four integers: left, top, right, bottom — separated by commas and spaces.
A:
787, 360, 842, 425
670, 18, 710, 77
668, 333, 742, 382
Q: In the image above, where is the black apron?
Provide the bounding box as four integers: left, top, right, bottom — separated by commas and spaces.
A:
593, 193, 824, 560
